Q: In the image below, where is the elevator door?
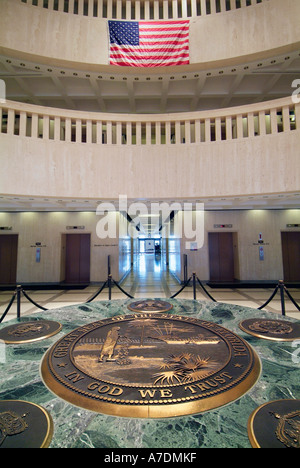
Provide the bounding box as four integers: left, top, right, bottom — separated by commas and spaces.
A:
0, 235, 18, 284
65, 234, 90, 283
208, 232, 235, 281
281, 232, 300, 281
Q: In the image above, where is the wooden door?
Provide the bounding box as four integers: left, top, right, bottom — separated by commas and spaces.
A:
65, 234, 90, 283
281, 232, 300, 281
208, 232, 235, 281
0, 235, 18, 284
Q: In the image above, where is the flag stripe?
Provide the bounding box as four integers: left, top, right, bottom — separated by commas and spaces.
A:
110, 60, 190, 67
110, 54, 190, 61
110, 46, 189, 54
108, 20, 190, 68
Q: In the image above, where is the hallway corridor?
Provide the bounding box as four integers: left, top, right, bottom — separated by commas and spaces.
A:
120, 253, 181, 298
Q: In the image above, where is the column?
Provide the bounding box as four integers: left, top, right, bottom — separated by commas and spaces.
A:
106, 121, 112, 144
191, 0, 198, 17
215, 117, 221, 141
65, 118, 71, 142
135, 122, 142, 145
116, 121, 122, 145
163, 0, 169, 18
78, 0, 84, 15
96, 120, 103, 144
54, 116, 61, 141
205, 118, 211, 142
97, 0, 103, 18
236, 114, 243, 139
225, 116, 232, 140
247, 112, 255, 138
181, 0, 188, 18
282, 106, 290, 132
7, 109, 14, 135
259, 111, 266, 136
175, 121, 181, 144
86, 120, 92, 143
172, 0, 178, 18
31, 114, 38, 139
270, 108, 278, 134
19, 111, 27, 137
43, 115, 49, 140
200, 0, 206, 15
195, 119, 201, 143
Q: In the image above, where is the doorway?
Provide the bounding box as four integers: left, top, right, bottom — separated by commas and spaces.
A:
281, 232, 300, 281
63, 233, 91, 284
0, 235, 18, 284
139, 238, 161, 255
208, 232, 238, 282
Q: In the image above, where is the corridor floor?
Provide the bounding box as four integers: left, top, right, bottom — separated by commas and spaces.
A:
1, 254, 300, 323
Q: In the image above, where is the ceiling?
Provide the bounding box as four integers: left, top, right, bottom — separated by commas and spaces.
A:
0, 192, 299, 212
1, 49, 300, 114
1, 193, 300, 235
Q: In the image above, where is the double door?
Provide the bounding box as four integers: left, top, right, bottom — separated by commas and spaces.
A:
64, 234, 91, 284
281, 232, 300, 281
208, 232, 237, 282
0, 235, 18, 284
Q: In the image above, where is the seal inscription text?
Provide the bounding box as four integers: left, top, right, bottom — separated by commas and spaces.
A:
41, 314, 261, 418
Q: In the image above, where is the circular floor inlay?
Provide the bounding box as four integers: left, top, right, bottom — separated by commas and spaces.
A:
0, 400, 53, 448
248, 399, 300, 448
239, 318, 300, 341
0, 320, 62, 344
127, 300, 173, 313
41, 313, 261, 418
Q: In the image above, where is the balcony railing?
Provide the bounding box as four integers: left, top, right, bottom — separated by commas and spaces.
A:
0, 97, 297, 146
20, 0, 271, 20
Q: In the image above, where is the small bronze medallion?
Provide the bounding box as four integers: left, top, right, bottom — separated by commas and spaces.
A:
127, 300, 173, 313
41, 314, 261, 418
239, 318, 300, 342
248, 399, 300, 448
0, 400, 53, 448
0, 320, 62, 344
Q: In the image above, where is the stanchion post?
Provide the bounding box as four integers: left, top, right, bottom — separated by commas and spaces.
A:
108, 274, 112, 300
193, 272, 197, 300
16, 285, 22, 320
279, 280, 286, 316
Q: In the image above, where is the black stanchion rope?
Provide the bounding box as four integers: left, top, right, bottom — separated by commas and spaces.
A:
258, 285, 280, 310
0, 293, 16, 323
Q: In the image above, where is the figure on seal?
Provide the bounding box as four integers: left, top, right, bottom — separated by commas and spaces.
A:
99, 326, 120, 362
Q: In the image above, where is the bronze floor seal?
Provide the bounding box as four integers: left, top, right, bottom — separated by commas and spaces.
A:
41, 313, 261, 418
248, 399, 300, 448
239, 318, 300, 342
0, 400, 53, 448
127, 300, 173, 313
0, 319, 62, 344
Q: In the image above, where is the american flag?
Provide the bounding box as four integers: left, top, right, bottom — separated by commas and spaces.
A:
108, 20, 190, 67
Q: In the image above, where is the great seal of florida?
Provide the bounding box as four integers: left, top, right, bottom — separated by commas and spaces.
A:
41, 313, 261, 418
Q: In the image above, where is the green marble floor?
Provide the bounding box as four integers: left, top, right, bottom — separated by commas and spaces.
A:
0, 298, 299, 448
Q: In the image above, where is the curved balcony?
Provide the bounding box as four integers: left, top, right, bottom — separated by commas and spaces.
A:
0, 96, 299, 203
20, 0, 270, 20
1, 0, 299, 75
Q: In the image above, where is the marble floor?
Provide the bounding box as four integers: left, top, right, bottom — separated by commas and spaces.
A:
1, 254, 300, 323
